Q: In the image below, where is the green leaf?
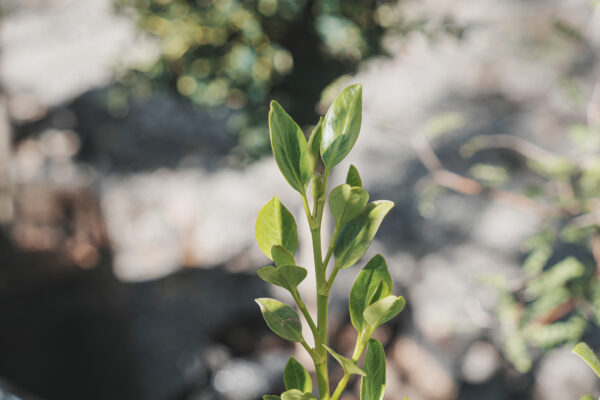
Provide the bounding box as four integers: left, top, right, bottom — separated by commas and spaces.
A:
363, 295, 405, 329
284, 356, 312, 393
320, 84, 363, 168
573, 342, 600, 378
281, 389, 317, 400
272, 245, 296, 267
346, 164, 362, 187
256, 196, 298, 261
361, 339, 386, 400
269, 101, 311, 193
307, 117, 323, 174
257, 265, 307, 292
350, 254, 393, 332
329, 184, 369, 226
264, 396, 281, 400
255, 298, 303, 342
578, 395, 594, 400
333, 200, 394, 269
324, 345, 366, 376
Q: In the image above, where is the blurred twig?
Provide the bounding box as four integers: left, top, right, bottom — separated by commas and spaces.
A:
411, 132, 556, 216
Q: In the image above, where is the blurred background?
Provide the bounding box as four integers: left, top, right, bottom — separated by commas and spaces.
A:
1, 0, 600, 399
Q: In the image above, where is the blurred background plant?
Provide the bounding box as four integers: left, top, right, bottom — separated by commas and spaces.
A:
112, 0, 462, 158
413, 11, 600, 369
3, 0, 600, 399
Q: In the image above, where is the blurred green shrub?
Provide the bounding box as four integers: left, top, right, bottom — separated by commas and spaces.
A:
418, 122, 600, 373
113, 0, 404, 157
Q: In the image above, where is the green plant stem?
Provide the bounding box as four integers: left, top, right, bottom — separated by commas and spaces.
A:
291, 289, 318, 339
299, 339, 315, 358
329, 334, 368, 400
311, 226, 330, 399
329, 373, 349, 400
310, 168, 332, 400
302, 193, 317, 229
322, 225, 340, 271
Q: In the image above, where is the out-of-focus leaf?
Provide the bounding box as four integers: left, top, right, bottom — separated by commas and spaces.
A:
573, 342, 600, 378
525, 257, 585, 298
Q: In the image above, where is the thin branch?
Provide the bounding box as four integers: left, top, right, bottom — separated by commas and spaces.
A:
467, 134, 567, 166
411, 132, 556, 216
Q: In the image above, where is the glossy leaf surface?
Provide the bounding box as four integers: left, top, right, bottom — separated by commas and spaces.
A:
349, 254, 393, 332
256, 196, 298, 261
346, 164, 362, 187
363, 295, 405, 329
284, 357, 312, 393
360, 339, 386, 400
257, 265, 307, 292
329, 184, 369, 226
256, 298, 303, 342
324, 345, 366, 376
321, 84, 363, 168
269, 101, 311, 193
334, 201, 394, 269
307, 117, 323, 174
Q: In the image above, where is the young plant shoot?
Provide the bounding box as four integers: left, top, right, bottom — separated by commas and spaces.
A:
255, 84, 405, 400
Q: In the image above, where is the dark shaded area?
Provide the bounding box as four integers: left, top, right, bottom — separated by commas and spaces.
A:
0, 229, 270, 400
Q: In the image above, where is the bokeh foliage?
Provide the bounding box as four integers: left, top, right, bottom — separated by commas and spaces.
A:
114, 0, 403, 157
420, 121, 600, 373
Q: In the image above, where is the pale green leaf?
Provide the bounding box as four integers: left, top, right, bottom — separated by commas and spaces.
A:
361, 339, 386, 400
324, 345, 366, 376
363, 295, 405, 328
257, 265, 307, 292
334, 200, 394, 269
346, 164, 362, 187
269, 101, 311, 193
321, 84, 362, 168
350, 254, 393, 332
573, 342, 600, 378
281, 389, 317, 400
329, 184, 369, 226
272, 245, 296, 267
264, 396, 281, 400
284, 356, 312, 393
256, 298, 303, 342
255, 196, 298, 261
